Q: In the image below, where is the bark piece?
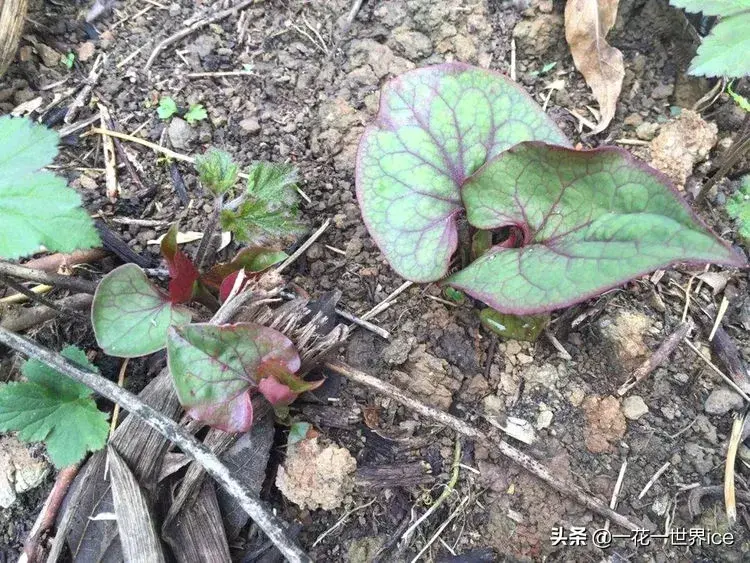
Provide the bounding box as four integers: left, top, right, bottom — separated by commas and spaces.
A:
108, 446, 166, 563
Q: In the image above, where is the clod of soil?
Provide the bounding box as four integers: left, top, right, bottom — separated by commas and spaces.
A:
650, 109, 718, 188
276, 437, 356, 511
582, 395, 627, 454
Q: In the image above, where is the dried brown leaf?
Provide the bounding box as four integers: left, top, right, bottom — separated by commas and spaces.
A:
564, 0, 624, 134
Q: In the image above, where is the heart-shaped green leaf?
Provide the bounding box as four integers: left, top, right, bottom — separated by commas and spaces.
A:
447, 142, 745, 314
167, 322, 301, 433
92, 264, 192, 357
356, 63, 570, 282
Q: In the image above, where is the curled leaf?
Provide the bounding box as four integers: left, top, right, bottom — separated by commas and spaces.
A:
564, 0, 624, 133
167, 323, 301, 433
201, 246, 287, 291
258, 360, 323, 407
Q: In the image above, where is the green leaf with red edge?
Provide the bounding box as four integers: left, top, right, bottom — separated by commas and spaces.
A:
445, 142, 746, 314
160, 224, 199, 304
167, 322, 301, 433
201, 247, 287, 290
356, 63, 570, 283
92, 264, 192, 357
257, 359, 323, 407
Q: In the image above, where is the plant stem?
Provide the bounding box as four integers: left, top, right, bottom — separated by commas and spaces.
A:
193, 194, 224, 270
21, 464, 80, 563
0, 327, 311, 563
0, 261, 98, 293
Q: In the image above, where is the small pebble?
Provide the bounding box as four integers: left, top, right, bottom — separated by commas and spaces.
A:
704, 387, 744, 415
622, 395, 649, 420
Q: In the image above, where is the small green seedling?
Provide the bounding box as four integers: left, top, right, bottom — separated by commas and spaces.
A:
185, 104, 208, 125
727, 82, 750, 112
220, 162, 306, 244
356, 63, 744, 321
669, 0, 750, 77
195, 148, 239, 195
157, 96, 179, 120
0, 116, 100, 259
529, 61, 557, 77
61, 52, 75, 70
727, 175, 750, 242
0, 346, 109, 468
89, 148, 315, 431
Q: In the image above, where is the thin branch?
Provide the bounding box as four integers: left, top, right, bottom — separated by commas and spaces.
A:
0, 294, 93, 332
325, 360, 642, 532
144, 0, 255, 70
275, 219, 331, 274
0, 275, 85, 322
618, 321, 692, 396
0, 261, 98, 294
0, 327, 311, 563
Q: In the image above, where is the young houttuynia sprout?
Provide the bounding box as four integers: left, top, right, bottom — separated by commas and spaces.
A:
356, 63, 745, 315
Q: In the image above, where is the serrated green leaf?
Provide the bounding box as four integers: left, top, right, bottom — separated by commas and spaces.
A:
727, 175, 750, 239
220, 162, 305, 243
669, 0, 750, 16
92, 264, 192, 357
195, 148, 239, 195
356, 63, 570, 283
446, 142, 744, 314
157, 97, 178, 120
0, 116, 100, 259
220, 200, 305, 243
185, 104, 208, 125
247, 162, 299, 206
0, 346, 109, 468
22, 345, 97, 399
167, 323, 300, 432
688, 15, 750, 77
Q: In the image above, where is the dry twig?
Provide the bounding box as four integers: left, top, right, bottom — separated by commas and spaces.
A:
325, 360, 642, 531
618, 321, 692, 396
0, 261, 98, 293
20, 465, 80, 563
144, 0, 255, 70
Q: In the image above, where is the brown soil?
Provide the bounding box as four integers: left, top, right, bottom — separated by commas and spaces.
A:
1, 0, 749, 560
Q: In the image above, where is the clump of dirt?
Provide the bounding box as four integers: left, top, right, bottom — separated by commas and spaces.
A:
276, 437, 357, 511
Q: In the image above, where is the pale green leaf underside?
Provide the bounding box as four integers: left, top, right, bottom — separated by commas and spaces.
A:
92, 264, 192, 357
0, 346, 109, 468
669, 0, 750, 16
447, 143, 744, 314
356, 63, 570, 282
689, 15, 750, 77
0, 116, 100, 259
